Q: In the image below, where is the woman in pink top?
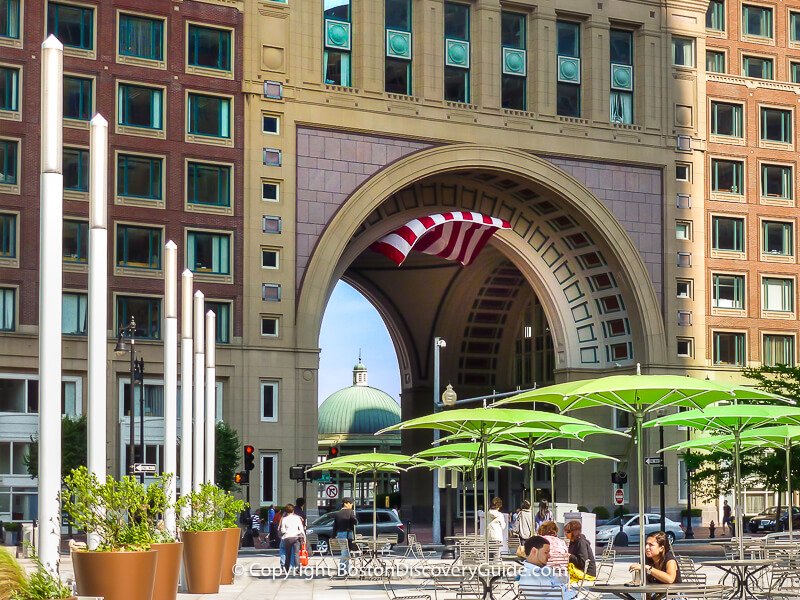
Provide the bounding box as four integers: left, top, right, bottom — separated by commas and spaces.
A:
537, 521, 569, 569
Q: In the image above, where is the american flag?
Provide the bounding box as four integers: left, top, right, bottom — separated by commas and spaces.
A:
370, 212, 511, 266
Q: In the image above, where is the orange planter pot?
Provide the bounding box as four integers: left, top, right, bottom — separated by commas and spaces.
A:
220, 527, 241, 585
181, 530, 226, 594
151, 542, 183, 600
72, 550, 157, 600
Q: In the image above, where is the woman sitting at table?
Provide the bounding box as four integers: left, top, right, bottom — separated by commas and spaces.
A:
537, 521, 569, 569
629, 531, 682, 585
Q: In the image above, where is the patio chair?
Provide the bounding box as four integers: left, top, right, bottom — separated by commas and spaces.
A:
600, 536, 616, 561
518, 582, 571, 600
329, 537, 363, 579
508, 532, 521, 555
593, 554, 615, 585
759, 557, 800, 599
305, 532, 333, 568
676, 555, 707, 585
664, 588, 727, 600
382, 570, 432, 600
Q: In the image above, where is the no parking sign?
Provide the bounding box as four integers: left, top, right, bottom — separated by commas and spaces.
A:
323, 484, 339, 499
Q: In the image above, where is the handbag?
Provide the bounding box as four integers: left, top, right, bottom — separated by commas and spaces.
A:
299, 542, 309, 567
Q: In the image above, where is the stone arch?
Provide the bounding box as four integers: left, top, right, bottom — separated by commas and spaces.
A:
298, 144, 667, 371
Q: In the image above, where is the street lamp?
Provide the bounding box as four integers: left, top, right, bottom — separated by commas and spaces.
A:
432, 337, 446, 544
116, 317, 145, 482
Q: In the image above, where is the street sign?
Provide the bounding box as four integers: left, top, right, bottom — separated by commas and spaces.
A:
322, 484, 339, 499
644, 456, 663, 465
614, 488, 625, 506
132, 463, 157, 474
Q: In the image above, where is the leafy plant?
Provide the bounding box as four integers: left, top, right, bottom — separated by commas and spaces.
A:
215, 422, 241, 492
0, 551, 72, 600
24, 416, 87, 480
591, 506, 610, 519
0, 549, 26, 600
176, 483, 246, 532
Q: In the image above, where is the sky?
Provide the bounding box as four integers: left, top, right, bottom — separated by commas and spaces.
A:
318, 281, 401, 405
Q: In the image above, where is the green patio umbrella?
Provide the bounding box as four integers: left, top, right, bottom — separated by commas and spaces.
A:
647, 405, 800, 557
378, 407, 587, 560
307, 452, 418, 542
495, 372, 782, 570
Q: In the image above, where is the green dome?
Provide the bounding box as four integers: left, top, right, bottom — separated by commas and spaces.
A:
318, 385, 401, 435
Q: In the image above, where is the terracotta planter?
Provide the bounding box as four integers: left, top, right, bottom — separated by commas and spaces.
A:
220, 527, 241, 585
151, 542, 183, 600
181, 530, 226, 594
72, 550, 157, 600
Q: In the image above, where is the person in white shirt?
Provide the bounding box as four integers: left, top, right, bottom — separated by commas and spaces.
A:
519, 535, 576, 599
278, 504, 305, 571
487, 497, 508, 553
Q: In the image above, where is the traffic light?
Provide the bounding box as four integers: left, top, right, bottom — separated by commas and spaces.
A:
327, 446, 339, 460
234, 471, 249, 485
244, 445, 255, 471
611, 471, 628, 485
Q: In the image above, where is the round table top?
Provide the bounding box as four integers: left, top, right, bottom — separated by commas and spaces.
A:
704, 558, 775, 567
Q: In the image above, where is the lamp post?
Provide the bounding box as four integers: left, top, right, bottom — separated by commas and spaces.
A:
432, 337, 446, 544
116, 318, 144, 481
441, 383, 457, 539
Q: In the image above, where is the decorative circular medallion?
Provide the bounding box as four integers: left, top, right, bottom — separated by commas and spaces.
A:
560, 60, 577, 80
505, 52, 523, 73
613, 68, 631, 88
448, 43, 466, 65
328, 24, 348, 47
389, 33, 408, 56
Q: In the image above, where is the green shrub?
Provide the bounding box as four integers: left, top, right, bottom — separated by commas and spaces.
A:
680, 508, 702, 518
0, 551, 72, 600
591, 506, 611, 519
613, 506, 629, 518
577, 506, 589, 513
176, 482, 245, 532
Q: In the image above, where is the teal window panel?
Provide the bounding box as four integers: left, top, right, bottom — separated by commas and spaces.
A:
187, 230, 231, 276
64, 147, 89, 192
324, 0, 350, 21
503, 48, 526, 76
116, 225, 162, 270
743, 4, 772, 37
672, 37, 695, 67
711, 216, 744, 252
761, 164, 793, 199
761, 108, 791, 143
119, 13, 163, 61
0, 288, 14, 331
325, 19, 351, 50
205, 301, 231, 344
706, 50, 725, 73
762, 221, 793, 256
793, 63, 800, 83
445, 39, 470, 68
117, 154, 162, 200
610, 91, 633, 124
0, 140, 17, 185
385, 0, 410, 30
64, 75, 92, 121
711, 102, 743, 137
763, 334, 794, 367
386, 29, 411, 59
711, 159, 743, 193
48, 2, 93, 50
706, 0, 725, 31
116, 295, 161, 339
793, 13, 800, 42
63, 219, 88, 263
0, 66, 18, 111
188, 93, 231, 138
743, 55, 773, 79
187, 162, 231, 207
62, 292, 87, 336
0, 213, 15, 258
0, 0, 20, 39
118, 83, 163, 129
188, 24, 231, 71
712, 274, 745, 309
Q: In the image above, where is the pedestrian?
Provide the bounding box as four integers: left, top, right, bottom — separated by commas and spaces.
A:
250, 511, 262, 549
295, 497, 306, 525
279, 504, 305, 572
487, 497, 507, 549
722, 499, 732, 535
564, 520, 596, 577
269, 507, 282, 548
331, 497, 358, 568
535, 500, 554, 530
537, 520, 569, 568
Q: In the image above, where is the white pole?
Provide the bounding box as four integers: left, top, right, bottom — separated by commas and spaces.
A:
38, 35, 63, 575
179, 270, 193, 512
204, 310, 216, 485
193, 291, 205, 490
163, 242, 178, 535
86, 114, 107, 551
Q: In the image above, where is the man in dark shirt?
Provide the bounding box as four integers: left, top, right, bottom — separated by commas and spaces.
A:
295, 497, 307, 525
331, 498, 358, 567
564, 520, 596, 577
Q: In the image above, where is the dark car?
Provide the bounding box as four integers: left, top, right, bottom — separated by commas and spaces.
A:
305, 508, 404, 553
747, 506, 800, 533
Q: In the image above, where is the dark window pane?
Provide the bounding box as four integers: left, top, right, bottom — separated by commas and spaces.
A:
557, 21, 580, 57
610, 29, 632, 64
502, 75, 525, 110
64, 76, 91, 120
63, 148, 89, 191
501, 12, 524, 49
385, 0, 410, 30
385, 58, 410, 95
188, 25, 230, 70
557, 83, 580, 117
444, 2, 469, 40
444, 66, 468, 102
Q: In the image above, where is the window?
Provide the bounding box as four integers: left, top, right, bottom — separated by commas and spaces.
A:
1, 0, 20, 39
62, 292, 87, 335
761, 164, 792, 199
262, 114, 279, 134
261, 381, 278, 421
761, 108, 791, 143
557, 21, 581, 116
743, 56, 773, 79
323, 0, 352, 87
501, 11, 526, 111
63, 219, 87, 263
188, 93, 231, 139
262, 216, 281, 233
711, 216, 744, 252
187, 162, 230, 207
260, 453, 278, 504
711, 158, 743, 194
444, 2, 470, 103
676, 221, 691, 240
116, 225, 161, 270
764, 334, 794, 366
676, 279, 692, 298
48, 2, 93, 50
710, 102, 742, 137
712, 274, 745, 309
706, 0, 725, 31
205, 301, 231, 344
64, 75, 92, 121
792, 12, 800, 43
121, 382, 164, 418
613, 408, 630, 430
762, 221, 793, 256
187, 24, 231, 71
742, 4, 772, 38
0, 287, 14, 331
609, 29, 633, 124
261, 317, 279, 337
677, 338, 693, 357
117, 154, 162, 200
672, 37, 695, 67
119, 13, 163, 61
187, 230, 231, 276
0, 66, 18, 112
0, 441, 30, 474
676, 164, 691, 181
118, 83, 162, 129
706, 50, 725, 73
713, 331, 746, 365
262, 283, 281, 302
385, 0, 412, 96
263, 148, 281, 166
0, 213, 14, 258
678, 460, 688, 503
763, 277, 794, 312
116, 295, 161, 339
262, 181, 279, 202
793, 62, 800, 83
261, 248, 279, 269
64, 147, 88, 192
0, 139, 16, 185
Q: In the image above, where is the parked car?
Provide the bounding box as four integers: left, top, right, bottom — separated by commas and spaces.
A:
305, 508, 405, 553
747, 506, 800, 533
595, 513, 685, 545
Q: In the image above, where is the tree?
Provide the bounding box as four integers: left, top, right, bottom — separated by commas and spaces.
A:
215, 421, 241, 492
24, 414, 87, 479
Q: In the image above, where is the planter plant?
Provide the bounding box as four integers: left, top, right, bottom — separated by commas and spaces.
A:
61, 467, 157, 600
218, 492, 247, 585
0, 550, 72, 600
140, 475, 182, 600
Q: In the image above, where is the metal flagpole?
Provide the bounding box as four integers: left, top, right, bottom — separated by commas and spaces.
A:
193, 291, 205, 489
87, 114, 108, 550
38, 35, 64, 575
163, 241, 178, 535
204, 311, 216, 484
179, 270, 193, 509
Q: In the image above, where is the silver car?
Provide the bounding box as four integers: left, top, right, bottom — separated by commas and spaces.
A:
595, 513, 685, 545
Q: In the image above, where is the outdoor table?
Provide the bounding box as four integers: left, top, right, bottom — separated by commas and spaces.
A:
354, 540, 389, 574
704, 558, 773, 599
593, 583, 727, 599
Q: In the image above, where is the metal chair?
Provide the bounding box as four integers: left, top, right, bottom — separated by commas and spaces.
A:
305, 532, 333, 568
329, 537, 362, 579
676, 555, 707, 585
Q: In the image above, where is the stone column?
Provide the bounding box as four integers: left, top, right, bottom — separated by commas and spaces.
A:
532, 11, 557, 117
472, 0, 501, 109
